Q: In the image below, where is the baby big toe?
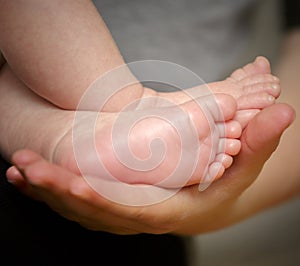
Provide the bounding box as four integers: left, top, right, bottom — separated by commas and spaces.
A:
230, 56, 271, 81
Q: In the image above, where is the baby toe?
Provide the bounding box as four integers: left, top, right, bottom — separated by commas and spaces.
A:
237, 92, 275, 110
217, 120, 242, 139
240, 73, 279, 87
198, 162, 225, 191
215, 153, 233, 169
241, 80, 280, 99
218, 138, 241, 156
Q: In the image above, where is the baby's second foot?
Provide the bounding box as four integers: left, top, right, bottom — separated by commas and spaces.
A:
54, 93, 241, 189
143, 56, 280, 121
210, 56, 280, 110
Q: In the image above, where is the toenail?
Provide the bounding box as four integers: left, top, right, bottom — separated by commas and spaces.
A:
272, 83, 279, 90
268, 95, 275, 102
272, 76, 280, 82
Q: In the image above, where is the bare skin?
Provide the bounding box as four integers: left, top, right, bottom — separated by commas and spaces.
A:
0, 64, 239, 189
1, 0, 296, 233
52, 57, 279, 188
3, 47, 296, 231
6, 103, 295, 234
0, 0, 280, 187
235, 29, 300, 213
0, 1, 279, 112
0, 0, 134, 111
0, 0, 279, 119
0, 56, 280, 188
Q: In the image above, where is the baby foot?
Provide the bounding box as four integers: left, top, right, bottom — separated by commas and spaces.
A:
210, 56, 280, 110
142, 56, 280, 125
53, 93, 241, 189
52, 58, 277, 190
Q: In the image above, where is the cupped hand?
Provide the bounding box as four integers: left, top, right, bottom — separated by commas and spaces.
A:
6, 103, 295, 235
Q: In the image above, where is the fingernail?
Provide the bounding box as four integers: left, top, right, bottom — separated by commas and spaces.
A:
6, 167, 22, 184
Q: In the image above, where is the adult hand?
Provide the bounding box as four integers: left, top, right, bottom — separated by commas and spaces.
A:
6, 103, 295, 235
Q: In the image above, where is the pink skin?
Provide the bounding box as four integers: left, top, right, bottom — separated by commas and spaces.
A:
0, 0, 296, 234
0, 1, 280, 114
52, 56, 279, 188
0, 57, 280, 189
5, 103, 295, 234
157, 56, 279, 110
53, 93, 241, 189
